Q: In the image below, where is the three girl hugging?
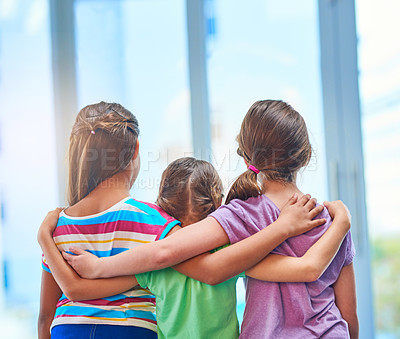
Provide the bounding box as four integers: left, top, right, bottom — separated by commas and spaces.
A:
38, 100, 358, 339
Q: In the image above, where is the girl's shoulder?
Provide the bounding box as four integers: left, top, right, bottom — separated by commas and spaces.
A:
60, 196, 132, 220
214, 194, 278, 224
56, 197, 179, 240
126, 198, 175, 219
124, 198, 179, 228
224, 194, 278, 214
210, 195, 279, 243
59, 197, 175, 226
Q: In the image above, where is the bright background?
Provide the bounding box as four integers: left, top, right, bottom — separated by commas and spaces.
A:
0, 0, 398, 338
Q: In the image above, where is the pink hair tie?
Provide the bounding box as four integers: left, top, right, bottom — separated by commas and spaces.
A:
91, 130, 96, 135
248, 165, 260, 174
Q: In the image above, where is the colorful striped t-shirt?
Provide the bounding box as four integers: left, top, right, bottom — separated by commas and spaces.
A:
41, 196, 179, 333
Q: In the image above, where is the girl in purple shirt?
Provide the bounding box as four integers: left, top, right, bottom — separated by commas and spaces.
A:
209, 100, 358, 338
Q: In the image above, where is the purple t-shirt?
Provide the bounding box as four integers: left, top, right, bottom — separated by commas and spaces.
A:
210, 195, 355, 339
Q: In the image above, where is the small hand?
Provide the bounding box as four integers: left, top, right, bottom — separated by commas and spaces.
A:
279, 194, 326, 238
37, 208, 63, 244
323, 200, 351, 231
63, 247, 101, 279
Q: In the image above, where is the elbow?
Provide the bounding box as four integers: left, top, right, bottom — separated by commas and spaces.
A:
347, 314, 359, 339
188, 274, 216, 285
203, 276, 220, 286
154, 245, 175, 269
61, 282, 82, 301
64, 288, 85, 302
304, 264, 323, 282
63, 291, 77, 302
64, 292, 79, 302
202, 269, 226, 286
193, 276, 220, 286
38, 312, 53, 338
37, 313, 50, 328
207, 273, 227, 286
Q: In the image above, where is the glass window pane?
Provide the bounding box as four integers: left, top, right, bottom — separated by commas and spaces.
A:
356, 0, 400, 337
74, 0, 192, 203
207, 0, 327, 199
0, 0, 56, 337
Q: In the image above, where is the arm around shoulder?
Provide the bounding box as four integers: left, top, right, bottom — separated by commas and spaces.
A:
38, 220, 138, 301
66, 218, 230, 278
246, 200, 351, 283
174, 217, 294, 285
175, 195, 330, 285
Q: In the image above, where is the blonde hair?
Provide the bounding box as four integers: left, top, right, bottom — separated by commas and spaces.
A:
226, 100, 312, 204
68, 102, 139, 206
156, 157, 223, 223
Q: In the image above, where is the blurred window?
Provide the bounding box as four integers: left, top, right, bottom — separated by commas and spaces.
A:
75, 0, 192, 203
357, 0, 400, 337
0, 0, 57, 337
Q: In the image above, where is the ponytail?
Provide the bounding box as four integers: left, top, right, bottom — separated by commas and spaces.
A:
225, 169, 262, 204
226, 100, 312, 205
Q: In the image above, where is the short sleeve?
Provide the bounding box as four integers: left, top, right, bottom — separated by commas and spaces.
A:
209, 201, 251, 244
157, 219, 181, 240
136, 272, 150, 289
152, 204, 181, 240
344, 231, 356, 266
124, 199, 181, 241
41, 253, 51, 273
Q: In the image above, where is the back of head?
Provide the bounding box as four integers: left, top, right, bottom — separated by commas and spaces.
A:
157, 157, 223, 225
226, 100, 311, 204
68, 101, 139, 206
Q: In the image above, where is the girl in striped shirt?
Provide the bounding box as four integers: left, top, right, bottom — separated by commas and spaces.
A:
38, 102, 180, 339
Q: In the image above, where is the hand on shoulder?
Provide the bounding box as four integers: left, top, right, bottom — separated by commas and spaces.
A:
278, 194, 326, 238
37, 207, 63, 243
323, 200, 351, 231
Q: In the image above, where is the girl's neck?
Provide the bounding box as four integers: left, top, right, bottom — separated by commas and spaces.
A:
66, 172, 132, 217
261, 179, 303, 210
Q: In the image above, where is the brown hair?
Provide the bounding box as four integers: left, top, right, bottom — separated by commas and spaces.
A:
225, 100, 312, 204
68, 101, 139, 206
156, 157, 223, 224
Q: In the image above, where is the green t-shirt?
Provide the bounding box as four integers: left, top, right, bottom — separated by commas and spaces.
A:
136, 268, 241, 339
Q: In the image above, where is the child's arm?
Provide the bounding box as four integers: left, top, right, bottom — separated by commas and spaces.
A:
38, 270, 62, 339
333, 263, 359, 338
173, 200, 350, 285
63, 194, 326, 279
37, 210, 138, 301
245, 200, 350, 282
